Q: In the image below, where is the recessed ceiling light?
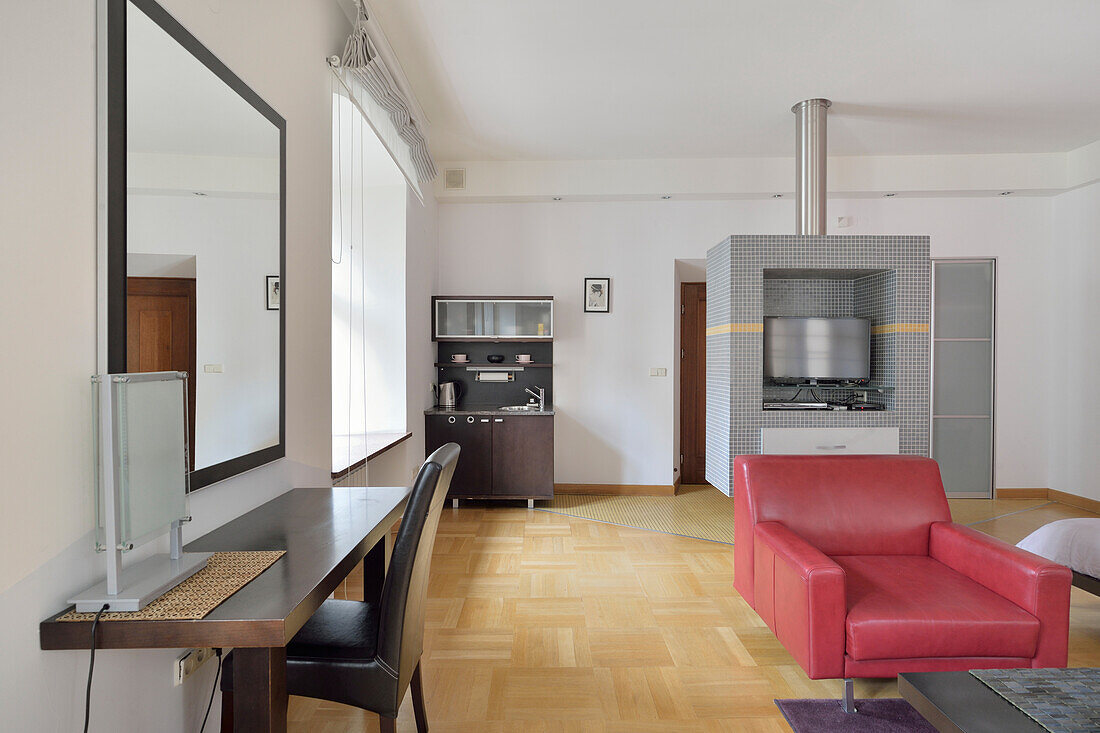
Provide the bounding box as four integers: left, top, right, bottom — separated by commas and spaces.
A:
552, 196, 562, 201
999, 191, 1014, 196
884, 193, 896, 198
772, 194, 783, 199
661, 195, 672, 200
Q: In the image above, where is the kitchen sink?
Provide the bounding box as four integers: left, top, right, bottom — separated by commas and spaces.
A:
498, 405, 543, 411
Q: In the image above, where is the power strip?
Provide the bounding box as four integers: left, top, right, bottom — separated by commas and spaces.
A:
174, 647, 217, 686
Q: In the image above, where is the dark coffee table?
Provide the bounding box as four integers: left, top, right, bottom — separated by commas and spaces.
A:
899, 671, 1046, 733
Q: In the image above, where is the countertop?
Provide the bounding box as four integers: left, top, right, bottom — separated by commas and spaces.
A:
425, 405, 555, 416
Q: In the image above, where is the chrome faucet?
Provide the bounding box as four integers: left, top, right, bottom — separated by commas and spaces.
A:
525, 385, 546, 411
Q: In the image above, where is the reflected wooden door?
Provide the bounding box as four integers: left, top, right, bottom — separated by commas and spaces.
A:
680, 282, 707, 484
127, 277, 196, 468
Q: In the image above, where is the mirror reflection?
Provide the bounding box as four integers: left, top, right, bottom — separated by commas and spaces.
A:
125, 1, 281, 473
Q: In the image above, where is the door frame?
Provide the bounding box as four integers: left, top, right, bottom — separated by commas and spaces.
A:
680, 281, 707, 485
930, 258, 996, 498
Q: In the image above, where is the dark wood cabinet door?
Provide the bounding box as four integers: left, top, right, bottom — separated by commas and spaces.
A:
425, 415, 492, 496
491, 416, 554, 498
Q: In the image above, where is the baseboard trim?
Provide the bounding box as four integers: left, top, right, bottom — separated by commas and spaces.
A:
995, 488, 1050, 499
1049, 489, 1100, 515
554, 483, 677, 497
994, 487, 1100, 515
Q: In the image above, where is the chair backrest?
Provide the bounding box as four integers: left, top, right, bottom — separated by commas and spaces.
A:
375, 443, 459, 695
733, 454, 950, 606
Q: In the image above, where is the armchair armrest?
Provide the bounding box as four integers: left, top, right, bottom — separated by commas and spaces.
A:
929, 521, 1071, 667
753, 522, 846, 679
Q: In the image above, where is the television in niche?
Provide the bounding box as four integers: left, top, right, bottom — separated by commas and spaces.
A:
763, 317, 871, 382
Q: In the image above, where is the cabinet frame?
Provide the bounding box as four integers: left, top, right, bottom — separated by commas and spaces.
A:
432, 296, 554, 342
930, 257, 996, 498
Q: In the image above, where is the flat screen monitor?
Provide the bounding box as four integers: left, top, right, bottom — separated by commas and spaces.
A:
763, 317, 870, 381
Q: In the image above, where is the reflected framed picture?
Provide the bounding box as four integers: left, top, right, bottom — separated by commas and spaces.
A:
266, 275, 280, 310
584, 277, 610, 313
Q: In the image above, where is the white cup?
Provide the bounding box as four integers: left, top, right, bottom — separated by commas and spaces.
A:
515, 354, 532, 363
451, 354, 468, 363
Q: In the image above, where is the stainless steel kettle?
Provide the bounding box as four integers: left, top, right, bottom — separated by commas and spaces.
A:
437, 381, 460, 409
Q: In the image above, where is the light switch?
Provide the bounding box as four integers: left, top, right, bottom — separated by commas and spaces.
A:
204, 364, 223, 373
836, 216, 853, 228
650, 367, 667, 377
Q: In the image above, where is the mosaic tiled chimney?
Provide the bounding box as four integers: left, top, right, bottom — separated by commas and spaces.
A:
704, 101, 932, 496
704, 236, 931, 495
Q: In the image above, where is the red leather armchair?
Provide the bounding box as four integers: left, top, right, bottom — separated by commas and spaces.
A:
734, 455, 1071, 683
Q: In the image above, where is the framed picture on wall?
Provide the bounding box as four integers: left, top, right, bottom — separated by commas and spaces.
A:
584, 277, 611, 313
266, 275, 280, 310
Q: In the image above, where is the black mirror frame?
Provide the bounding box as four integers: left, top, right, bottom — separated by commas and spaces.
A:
102, 0, 287, 491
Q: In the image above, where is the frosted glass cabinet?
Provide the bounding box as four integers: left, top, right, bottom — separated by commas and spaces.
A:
433, 297, 553, 341
931, 259, 995, 497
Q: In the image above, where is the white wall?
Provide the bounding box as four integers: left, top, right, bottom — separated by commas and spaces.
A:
130, 193, 281, 468
1048, 181, 1100, 500
438, 195, 1053, 489
0, 0, 351, 729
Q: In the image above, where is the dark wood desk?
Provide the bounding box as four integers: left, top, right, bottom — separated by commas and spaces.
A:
41, 486, 410, 732
899, 671, 1046, 733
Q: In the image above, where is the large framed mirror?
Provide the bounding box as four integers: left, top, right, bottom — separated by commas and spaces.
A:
99, 0, 286, 490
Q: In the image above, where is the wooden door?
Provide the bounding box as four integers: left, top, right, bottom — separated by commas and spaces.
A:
127, 277, 196, 468
680, 282, 707, 484
425, 415, 493, 497
491, 415, 554, 498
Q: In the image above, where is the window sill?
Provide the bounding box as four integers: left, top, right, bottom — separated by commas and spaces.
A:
332, 431, 412, 479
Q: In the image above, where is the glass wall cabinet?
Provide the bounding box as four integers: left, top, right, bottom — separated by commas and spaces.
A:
433, 297, 553, 341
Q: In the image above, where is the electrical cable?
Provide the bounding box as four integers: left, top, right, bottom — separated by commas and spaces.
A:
83, 603, 109, 733
198, 648, 223, 733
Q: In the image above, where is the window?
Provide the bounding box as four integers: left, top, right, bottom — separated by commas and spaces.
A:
331, 90, 408, 475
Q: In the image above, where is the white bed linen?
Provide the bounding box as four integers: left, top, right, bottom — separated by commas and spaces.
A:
1017, 518, 1100, 578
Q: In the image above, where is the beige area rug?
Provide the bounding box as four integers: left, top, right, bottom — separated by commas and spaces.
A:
60, 550, 285, 621
540, 484, 735, 545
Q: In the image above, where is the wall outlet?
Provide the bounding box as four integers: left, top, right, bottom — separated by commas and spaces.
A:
174, 647, 216, 686
650, 367, 667, 377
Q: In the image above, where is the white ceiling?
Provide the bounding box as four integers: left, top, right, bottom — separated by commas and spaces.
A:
368, 0, 1100, 162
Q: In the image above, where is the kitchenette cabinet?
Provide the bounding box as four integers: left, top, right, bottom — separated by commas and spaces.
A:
426, 412, 554, 502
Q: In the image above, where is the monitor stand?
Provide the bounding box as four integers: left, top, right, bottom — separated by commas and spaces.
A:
68, 519, 210, 613
68, 551, 210, 613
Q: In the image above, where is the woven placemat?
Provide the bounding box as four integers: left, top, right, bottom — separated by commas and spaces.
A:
59, 550, 285, 622
971, 668, 1100, 733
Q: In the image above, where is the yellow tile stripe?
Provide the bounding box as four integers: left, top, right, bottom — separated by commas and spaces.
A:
872, 323, 929, 335
706, 323, 763, 335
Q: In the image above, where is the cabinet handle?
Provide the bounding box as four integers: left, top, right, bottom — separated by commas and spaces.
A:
494, 418, 503, 422
480, 418, 489, 423
447, 416, 456, 424
815, 444, 847, 450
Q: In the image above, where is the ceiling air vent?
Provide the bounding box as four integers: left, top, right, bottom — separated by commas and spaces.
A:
444, 168, 466, 191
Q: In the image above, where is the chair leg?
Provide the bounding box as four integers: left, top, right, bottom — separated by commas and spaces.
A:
220, 690, 233, 732
379, 715, 397, 733
411, 662, 429, 732
842, 678, 857, 713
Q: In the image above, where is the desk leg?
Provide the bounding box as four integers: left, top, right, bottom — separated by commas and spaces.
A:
362, 523, 395, 604
233, 647, 287, 733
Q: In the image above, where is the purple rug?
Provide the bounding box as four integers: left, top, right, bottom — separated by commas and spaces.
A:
775, 698, 938, 732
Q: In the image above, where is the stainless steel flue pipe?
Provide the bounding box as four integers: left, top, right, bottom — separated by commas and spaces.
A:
792, 98, 831, 235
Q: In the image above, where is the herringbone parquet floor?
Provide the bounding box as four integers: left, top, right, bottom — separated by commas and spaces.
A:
287, 494, 1100, 732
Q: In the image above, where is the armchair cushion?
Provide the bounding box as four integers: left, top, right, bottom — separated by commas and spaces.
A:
837, 555, 1040, 661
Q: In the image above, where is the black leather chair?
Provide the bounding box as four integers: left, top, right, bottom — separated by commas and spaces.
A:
221, 443, 460, 732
